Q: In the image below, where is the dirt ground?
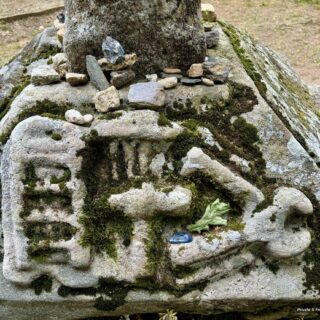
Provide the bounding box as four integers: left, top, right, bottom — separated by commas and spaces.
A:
212, 0, 320, 85
0, 0, 63, 17
0, 0, 319, 85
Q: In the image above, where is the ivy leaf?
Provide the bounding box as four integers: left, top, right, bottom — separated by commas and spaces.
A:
187, 199, 230, 233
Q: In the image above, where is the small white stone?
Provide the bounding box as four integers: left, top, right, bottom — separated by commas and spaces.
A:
146, 74, 158, 82
202, 78, 214, 86
158, 77, 178, 89
94, 86, 121, 113
65, 109, 85, 124
65, 109, 93, 125
83, 114, 94, 123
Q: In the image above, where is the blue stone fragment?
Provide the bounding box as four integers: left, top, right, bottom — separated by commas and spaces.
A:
102, 36, 125, 65
169, 232, 193, 244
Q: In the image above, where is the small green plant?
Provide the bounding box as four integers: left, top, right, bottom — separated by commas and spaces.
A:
187, 199, 230, 233
159, 309, 178, 320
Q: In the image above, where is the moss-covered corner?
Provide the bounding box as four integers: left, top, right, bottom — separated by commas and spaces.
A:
0, 77, 31, 121
0, 99, 95, 145
220, 21, 319, 164
219, 21, 267, 97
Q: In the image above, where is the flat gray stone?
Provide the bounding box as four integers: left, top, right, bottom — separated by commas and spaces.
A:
128, 82, 166, 108
206, 28, 220, 48
31, 65, 61, 86
86, 55, 110, 91
181, 78, 202, 86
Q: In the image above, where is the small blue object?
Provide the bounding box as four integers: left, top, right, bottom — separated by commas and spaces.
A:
169, 232, 193, 244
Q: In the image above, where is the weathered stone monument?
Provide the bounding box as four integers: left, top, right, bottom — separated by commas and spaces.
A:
64, 0, 206, 74
0, 2, 320, 320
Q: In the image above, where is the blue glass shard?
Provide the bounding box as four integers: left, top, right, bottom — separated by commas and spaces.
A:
169, 232, 193, 244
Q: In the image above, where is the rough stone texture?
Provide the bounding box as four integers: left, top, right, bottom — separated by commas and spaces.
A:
128, 82, 166, 108
187, 64, 204, 78
31, 65, 61, 86
206, 29, 220, 48
99, 53, 137, 72
86, 55, 110, 91
0, 27, 62, 105
1, 20, 320, 320
65, 109, 93, 125
0, 82, 98, 142
64, 0, 206, 74
158, 77, 178, 90
203, 58, 230, 83
110, 70, 135, 89
309, 85, 320, 107
94, 86, 121, 113
101, 36, 125, 65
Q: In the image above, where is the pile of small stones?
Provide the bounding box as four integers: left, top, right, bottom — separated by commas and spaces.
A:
30, 5, 228, 124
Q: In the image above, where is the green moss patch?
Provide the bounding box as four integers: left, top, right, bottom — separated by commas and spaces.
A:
58, 277, 130, 312
24, 222, 77, 242
0, 77, 31, 121
30, 275, 53, 295
219, 21, 267, 97
77, 134, 135, 260
45, 129, 62, 141
158, 113, 173, 127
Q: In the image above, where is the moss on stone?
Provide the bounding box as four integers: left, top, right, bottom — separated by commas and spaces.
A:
0, 99, 71, 144
58, 277, 130, 312
219, 21, 267, 97
182, 119, 199, 132
99, 112, 123, 120
144, 217, 166, 275
30, 275, 53, 295
166, 98, 198, 121
302, 189, 320, 294
77, 134, 134, 260
158, 113, 173, 127
167, 130, 203, 172
0, 77, 31, 121
20, 163, 73, 218
49, 168, 71, 185
223, 217, 245, 232
45, 129, 62, 141
24, 222, 77, 242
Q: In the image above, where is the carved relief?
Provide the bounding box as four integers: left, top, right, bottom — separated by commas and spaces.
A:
1, 115, 313, 292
